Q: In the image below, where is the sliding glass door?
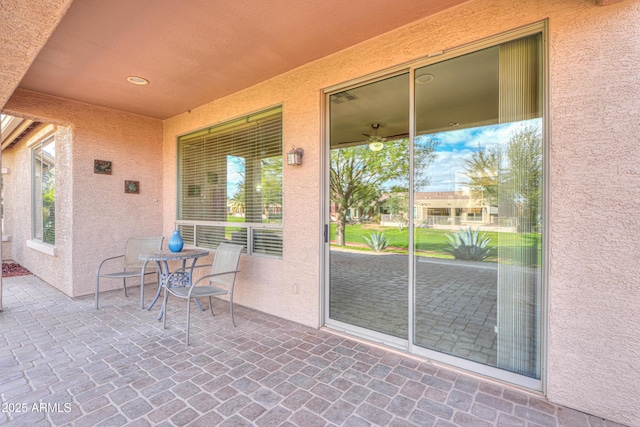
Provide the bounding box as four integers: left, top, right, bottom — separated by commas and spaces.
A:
413, 33, 543, 381
326, 26, 545, 386
328, 73, 410, 342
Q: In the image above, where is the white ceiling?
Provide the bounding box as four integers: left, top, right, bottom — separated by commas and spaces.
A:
17, 0, 472, 120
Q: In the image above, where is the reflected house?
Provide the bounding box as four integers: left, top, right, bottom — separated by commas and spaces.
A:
380, 190, 500, 229
226, 199, 282, 220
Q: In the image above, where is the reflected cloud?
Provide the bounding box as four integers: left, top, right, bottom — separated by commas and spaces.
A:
417, 120, 540, 192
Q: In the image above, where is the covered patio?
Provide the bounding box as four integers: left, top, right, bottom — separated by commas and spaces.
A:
2, 0, 640, 425
0, 275, 621, 427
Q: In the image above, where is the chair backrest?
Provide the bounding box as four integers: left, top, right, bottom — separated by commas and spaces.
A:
124, 237, 164, 270
209, 242, 244, 288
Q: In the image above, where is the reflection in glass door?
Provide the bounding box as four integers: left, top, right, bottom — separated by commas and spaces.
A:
413, 33, 543, 379
325, 28, 545, 386
328, 73, 410, 340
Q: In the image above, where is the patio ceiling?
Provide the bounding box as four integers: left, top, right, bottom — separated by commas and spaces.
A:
8, 0, 474, 120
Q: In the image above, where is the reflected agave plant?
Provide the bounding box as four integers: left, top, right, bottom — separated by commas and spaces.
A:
363, 231, 391, 253
445, 226, 493, 261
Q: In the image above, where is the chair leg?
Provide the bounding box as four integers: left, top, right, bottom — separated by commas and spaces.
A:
123, 278, 128, 297
230, 296, 236, 327
148, 272, 164, 311
186, 297, 191, 346
95, 276, 100, 310
140, 273, 145, 310
209, 296, 214, 317
148, 271, 160, 310
162, 289, 169, 330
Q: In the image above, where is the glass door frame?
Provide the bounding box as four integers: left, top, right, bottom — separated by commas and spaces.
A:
321, 68, 412, 352
320, 20, 549, 391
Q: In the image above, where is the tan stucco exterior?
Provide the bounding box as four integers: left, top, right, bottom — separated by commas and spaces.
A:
3, 90, 164, 296
161, 1, 640, 424
1, 0, 639, 425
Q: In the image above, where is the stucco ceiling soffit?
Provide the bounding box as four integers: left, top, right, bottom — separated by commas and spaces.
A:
16, 0, 473, 119
595, 0, 625, 5
0, 0, 74, 111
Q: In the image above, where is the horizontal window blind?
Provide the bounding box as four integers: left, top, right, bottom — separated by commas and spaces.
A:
177, 106, 283, 256
252, 229, 283, 256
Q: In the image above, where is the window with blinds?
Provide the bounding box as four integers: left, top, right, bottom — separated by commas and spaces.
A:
177, 106, 283, 257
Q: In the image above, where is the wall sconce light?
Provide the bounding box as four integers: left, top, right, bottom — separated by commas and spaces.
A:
287, 145, 303, 166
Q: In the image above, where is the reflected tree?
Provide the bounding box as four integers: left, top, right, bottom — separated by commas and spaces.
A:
230, 156, 282, 221
42, 167, 55, 244
462, 125, 542, 232
502, 125, 542, 232
330, 138, 437, 246
259, 156, 283, 221
383, 192, 409, 231
463, 144, 500, 208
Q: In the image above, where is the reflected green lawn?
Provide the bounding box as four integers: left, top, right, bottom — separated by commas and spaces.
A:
220, 216, 280, 236
329, 223, 541, 266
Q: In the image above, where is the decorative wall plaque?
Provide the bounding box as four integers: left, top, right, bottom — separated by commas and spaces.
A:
124, 180, 139, 194
94, 160, 112, 174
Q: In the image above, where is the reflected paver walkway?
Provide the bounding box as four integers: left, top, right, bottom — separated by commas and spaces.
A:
0, 274, 625, 426
330, 250, 498, 365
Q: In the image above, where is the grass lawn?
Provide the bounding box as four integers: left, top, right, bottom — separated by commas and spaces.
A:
330, 223, 541, 266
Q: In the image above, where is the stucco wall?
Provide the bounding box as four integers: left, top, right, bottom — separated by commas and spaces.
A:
3, 89, 164, 297
162, 97, 321, 329
1, 243, 13, 261
163, 0, 640, 424
2, 157, 16, 262
548, 2, 640, 425
1, 122, 73, 294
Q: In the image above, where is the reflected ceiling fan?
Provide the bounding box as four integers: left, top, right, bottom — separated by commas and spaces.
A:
364, 123, 385, 151
332, 122, 408, 149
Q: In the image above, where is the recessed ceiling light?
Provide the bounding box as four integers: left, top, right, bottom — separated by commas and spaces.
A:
416, 73, 435, 84
127, 76, 149, 85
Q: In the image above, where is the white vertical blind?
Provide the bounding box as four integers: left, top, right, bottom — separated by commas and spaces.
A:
497, 34, 542, 378
409, 31, 544, 381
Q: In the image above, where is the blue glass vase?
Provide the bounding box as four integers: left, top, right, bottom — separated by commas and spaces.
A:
168, 230, 184, 252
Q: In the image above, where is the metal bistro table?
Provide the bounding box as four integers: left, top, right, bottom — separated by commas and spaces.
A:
140, 248, 209, 320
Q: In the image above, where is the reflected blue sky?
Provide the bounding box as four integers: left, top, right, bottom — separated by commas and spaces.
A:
226, 119, 541, 197
417, 119, 540, 192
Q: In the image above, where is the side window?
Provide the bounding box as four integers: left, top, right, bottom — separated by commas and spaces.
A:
33, 136, 56, 244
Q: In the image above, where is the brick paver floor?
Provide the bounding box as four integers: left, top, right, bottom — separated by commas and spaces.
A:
0, 274, 626, 426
